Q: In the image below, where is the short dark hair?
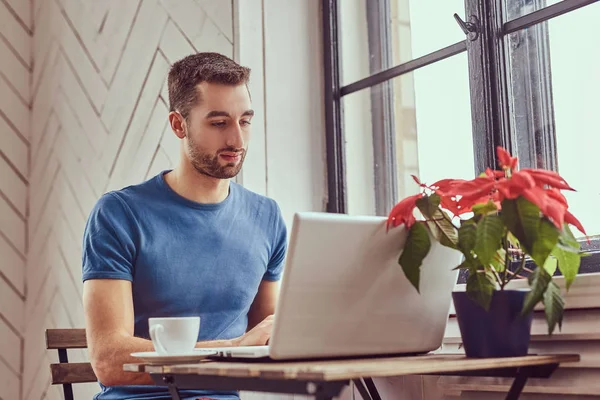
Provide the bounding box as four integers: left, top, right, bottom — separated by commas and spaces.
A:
168, 52, 251, 120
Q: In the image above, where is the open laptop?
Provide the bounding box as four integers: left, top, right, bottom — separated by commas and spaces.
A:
201, 212, 461, 360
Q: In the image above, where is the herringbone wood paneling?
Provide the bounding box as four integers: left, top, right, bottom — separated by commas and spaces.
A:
0, 0, 29, 398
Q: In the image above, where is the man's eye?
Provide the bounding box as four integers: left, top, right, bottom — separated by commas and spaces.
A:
240, 120, 252, 126
211, 121, 226, 127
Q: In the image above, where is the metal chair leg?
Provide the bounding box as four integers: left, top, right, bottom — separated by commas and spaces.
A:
163, 375, 182, 400
62, 383, 74, 400
506, 368, 530, 400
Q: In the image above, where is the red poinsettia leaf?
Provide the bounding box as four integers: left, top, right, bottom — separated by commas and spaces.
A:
520, 185, 549, 216
510, 171, 536, 190
540, 192, 567, 229
451, 177, 495, 193
485, 168, 505, 179
497, 146, 518, 170
456, 195, 491, 213
439, 196, 464, 215
431, 178, 464, 194
521, 169, 575, 191
457, 185, 495, 203
411, 175, 423, 186
497, 146, 511, 167
564, 210, 586, 235
490, 191, 503, 210
496, 179, 523, 200
546, 188, 568, 207
387, 193, 422, 230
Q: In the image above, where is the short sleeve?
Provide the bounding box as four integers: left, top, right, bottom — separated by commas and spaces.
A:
82, 192, 138, 282
263, 201, 287, 281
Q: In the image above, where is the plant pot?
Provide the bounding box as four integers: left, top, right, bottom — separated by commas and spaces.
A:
452, 290, 533, 358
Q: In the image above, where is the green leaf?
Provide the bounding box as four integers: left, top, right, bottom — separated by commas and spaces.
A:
416, 195, 458, 249
472, 200, 498, 216
543, 281, 565, 335
453, 257, 479, 270
415, 194, 441, 218
552, 246, 581, 291
466, 270, 496, 311
530, 219, 560, 268
507, 231, 521, 248
557, 223, 580, 253
522, 267, 552, 316
424, 211, 458, 249
474, 215, 505, 265
398, 222, 431, 293
502, 198, 560, 268
543, 256, 558, 276
458, 222, 477, 256
501, 197, 540, 254
490, 248, 506, 273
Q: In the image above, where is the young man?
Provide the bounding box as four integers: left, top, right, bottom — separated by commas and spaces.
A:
82, 53, 286, 400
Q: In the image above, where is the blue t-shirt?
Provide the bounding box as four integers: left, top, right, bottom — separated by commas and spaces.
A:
82, 171, 287, 400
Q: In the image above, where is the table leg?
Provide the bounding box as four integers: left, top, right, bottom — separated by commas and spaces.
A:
352, 379, 373, 400
363, 378, 382, 400
505, 368, 530, 400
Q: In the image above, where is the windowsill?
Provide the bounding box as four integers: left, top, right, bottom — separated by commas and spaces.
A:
450, 272, 600, 314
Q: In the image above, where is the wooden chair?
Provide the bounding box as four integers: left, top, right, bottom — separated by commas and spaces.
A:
45, 329, 97, 400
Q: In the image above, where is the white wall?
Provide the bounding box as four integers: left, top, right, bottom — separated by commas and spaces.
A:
0, 0, 30, 399
237, 0, 327, 228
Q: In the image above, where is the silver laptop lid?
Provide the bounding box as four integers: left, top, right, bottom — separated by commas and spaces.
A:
269, 212, 461, 360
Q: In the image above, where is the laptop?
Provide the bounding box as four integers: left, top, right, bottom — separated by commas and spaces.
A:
201, 212, 461, 360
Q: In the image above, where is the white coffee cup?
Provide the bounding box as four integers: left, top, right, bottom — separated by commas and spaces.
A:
148, 317, 200, 355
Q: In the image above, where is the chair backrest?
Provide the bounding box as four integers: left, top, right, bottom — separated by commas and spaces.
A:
46, 329, 97, 400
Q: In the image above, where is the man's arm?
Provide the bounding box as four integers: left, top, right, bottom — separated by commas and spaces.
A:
84, 279, 270, 386
247, 280, 280, 332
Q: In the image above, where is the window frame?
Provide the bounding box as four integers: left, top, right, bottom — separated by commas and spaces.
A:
322, 0, 600, 273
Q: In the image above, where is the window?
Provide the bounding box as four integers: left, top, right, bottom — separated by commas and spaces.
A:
322, 0, 600, 273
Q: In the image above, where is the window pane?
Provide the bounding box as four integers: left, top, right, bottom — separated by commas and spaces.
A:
342, 53, 474, 216
505, 0, 563, 22
506, 2, 600, 235
339, 0, 467, 85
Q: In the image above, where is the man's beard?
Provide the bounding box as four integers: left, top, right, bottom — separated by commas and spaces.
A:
187, 135, 246, 179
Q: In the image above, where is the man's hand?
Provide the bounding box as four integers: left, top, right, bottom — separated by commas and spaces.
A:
234, 315, 274, 346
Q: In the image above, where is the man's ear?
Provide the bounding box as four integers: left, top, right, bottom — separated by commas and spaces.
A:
168, 111, 186, 139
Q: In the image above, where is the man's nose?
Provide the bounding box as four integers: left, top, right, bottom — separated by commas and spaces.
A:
226, 124, 244, 148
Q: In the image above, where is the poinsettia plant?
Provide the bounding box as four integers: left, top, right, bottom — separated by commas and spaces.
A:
387, 146, 586, 334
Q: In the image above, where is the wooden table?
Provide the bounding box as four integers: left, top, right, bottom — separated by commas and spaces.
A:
124, 353, 579, 400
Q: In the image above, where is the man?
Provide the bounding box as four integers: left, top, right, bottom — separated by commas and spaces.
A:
82, 53, 287, 400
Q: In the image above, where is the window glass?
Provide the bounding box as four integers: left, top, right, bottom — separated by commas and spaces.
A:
505, 0, 563, 22
339, 0, 467, 85
342, 53, 474, 216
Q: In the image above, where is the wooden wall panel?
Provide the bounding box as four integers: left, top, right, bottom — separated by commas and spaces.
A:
0, 0, 30, 398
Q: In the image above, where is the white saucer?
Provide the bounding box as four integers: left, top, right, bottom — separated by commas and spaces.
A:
131, 349, 217, 364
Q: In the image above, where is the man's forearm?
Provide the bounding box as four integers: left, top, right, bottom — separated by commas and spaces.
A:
93, 334, 239, 386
